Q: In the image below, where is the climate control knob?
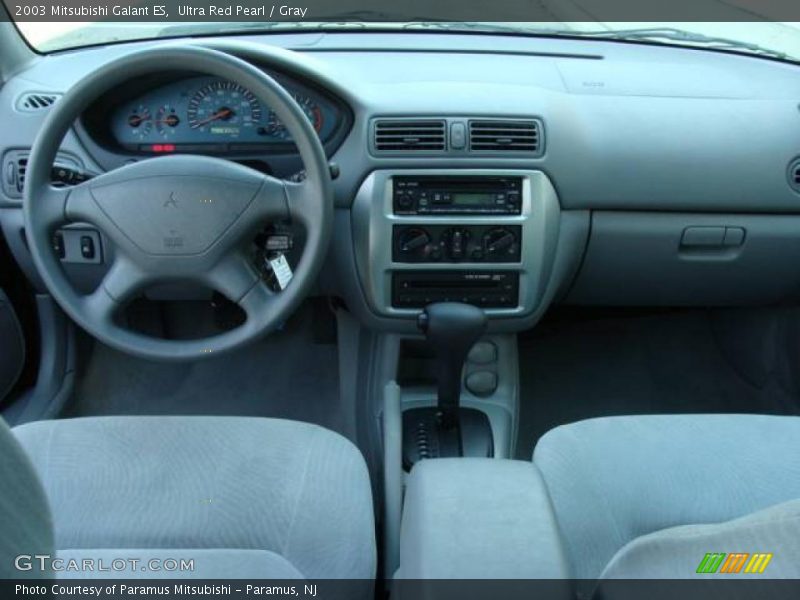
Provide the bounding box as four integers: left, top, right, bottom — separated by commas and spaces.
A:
484, 228, 517, 258
397, 227, 432, 260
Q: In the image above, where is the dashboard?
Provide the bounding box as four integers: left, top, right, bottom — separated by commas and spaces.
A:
5, 32, 800, 334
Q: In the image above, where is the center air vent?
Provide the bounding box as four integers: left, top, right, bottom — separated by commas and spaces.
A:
469, 119, 542, 154
16, 92, 61, 112
373, 120, 446, 153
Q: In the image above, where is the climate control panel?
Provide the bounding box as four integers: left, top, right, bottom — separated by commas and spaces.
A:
393, 224, 521, 263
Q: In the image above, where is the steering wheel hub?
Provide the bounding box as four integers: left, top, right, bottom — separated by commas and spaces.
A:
81, 156, 280, 257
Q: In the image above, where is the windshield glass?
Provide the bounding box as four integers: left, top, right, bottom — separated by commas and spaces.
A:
13, 21, 800, 61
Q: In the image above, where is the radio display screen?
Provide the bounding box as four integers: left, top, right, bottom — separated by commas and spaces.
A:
452, 192, 494, 206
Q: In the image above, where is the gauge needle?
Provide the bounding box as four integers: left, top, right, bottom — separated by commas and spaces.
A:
191, 108, 233, 129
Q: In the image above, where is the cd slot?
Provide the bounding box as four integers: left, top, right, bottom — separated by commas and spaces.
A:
392, 271, 519, 308
404, 279, 498, 289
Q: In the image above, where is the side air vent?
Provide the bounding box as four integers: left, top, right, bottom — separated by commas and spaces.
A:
373, 119, 446, 153
789, 158, 800, 193
2, 150, 87, 199
16, 92, 61, 112
469, 119, 542, 154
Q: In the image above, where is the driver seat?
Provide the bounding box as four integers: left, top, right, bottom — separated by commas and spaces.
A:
0, 416, 375, 592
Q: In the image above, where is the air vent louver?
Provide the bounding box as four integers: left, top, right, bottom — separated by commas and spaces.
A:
469, 120, 541, 153
374, 120, 446, 152
16, 92, 60, 112
15, 156, 27, 194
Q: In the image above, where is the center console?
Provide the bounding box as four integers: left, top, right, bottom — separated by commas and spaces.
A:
395, 458, 570, 581
352, 169, 561, 321
354, 169, 563, 576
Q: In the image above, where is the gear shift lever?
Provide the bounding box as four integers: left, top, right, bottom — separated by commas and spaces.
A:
402, 302, 494, 469
417, 303, 487, 429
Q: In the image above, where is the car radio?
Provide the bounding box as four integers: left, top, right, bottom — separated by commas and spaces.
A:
393, 176, 522, 215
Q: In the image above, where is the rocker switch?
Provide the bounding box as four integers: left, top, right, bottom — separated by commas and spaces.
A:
80, 235, 95, 260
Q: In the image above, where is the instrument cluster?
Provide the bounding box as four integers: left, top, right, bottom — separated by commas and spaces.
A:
109, 76, 339, 153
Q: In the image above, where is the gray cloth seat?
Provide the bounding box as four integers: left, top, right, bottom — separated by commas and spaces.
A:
3, 416, 375, 590
0, 417, 53, 579
533, 414, 800, 592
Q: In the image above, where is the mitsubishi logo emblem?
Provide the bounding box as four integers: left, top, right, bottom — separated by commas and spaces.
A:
164, 192, 178, 208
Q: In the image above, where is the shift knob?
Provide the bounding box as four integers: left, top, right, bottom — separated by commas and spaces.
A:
418, 303, 488, 427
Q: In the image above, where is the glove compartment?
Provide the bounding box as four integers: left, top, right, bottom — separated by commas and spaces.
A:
566, 212, 800, 306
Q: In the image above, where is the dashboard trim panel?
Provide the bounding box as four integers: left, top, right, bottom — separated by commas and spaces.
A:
351, 168, 561, 319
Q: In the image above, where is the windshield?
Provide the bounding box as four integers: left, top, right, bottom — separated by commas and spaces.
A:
13, 21, 800, 62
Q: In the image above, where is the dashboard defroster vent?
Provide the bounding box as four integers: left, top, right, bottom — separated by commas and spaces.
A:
16, 92, 61, 112
373, 120, 446, 153
469, 119, 542, 154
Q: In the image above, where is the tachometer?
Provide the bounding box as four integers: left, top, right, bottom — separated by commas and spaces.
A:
265, 93, 324, 140
187, 80, 262, 137
296, 94, 324, 133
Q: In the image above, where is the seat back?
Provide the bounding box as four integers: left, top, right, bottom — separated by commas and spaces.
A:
0, 417, 53, 578
533, 414, 800, 586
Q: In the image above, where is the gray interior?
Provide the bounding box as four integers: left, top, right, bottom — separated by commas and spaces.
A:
2, 18, 800, 593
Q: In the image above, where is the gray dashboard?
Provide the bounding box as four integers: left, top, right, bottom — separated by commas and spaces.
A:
3, 31, 800, 333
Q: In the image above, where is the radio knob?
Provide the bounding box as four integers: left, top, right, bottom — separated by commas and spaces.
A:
396, 192, 415, 211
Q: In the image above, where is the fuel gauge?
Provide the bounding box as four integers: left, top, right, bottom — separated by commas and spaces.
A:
127, 105, 153, 139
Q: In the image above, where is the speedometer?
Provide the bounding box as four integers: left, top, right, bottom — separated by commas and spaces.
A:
186, 80, 262, 137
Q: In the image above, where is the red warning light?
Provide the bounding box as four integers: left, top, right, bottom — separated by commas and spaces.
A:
150, 144, 175, 153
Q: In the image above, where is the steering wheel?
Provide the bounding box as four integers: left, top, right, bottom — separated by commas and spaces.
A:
23, 46, 333, 361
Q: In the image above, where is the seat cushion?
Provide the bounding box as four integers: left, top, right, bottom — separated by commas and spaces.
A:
533, 414, 800, 583
13, 416, 376, 584
598, 497, 800, 579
